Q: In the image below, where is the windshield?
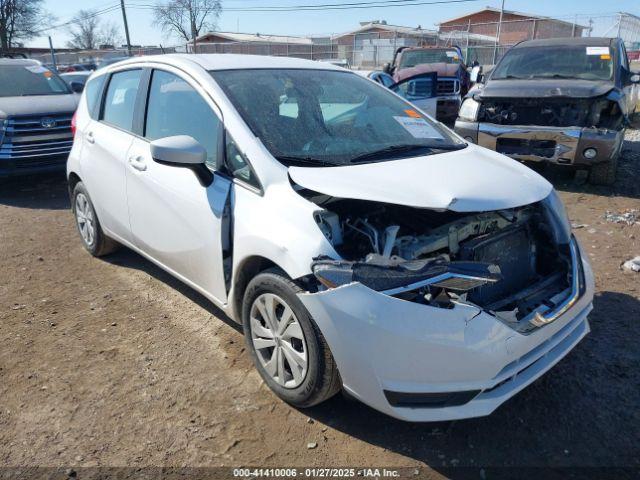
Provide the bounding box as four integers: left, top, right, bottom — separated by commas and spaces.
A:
0, 64, 70, 97
211, 69, 463, 166
398, 49, 461, 68
491, 45, 614, 81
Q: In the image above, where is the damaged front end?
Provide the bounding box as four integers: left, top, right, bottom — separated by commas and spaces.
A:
456, 90, 626, 167
304, 189, 583, 333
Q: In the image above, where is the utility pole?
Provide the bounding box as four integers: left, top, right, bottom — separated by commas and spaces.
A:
492, 0, 505, 65
48, 36, 57, 71
120, 0, 132, 56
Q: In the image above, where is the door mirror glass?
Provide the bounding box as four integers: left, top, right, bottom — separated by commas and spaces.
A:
70, 81, 84, 93
150, 135, 207, 165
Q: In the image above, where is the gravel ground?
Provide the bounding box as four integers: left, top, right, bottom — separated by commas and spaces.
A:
1, 131, 639, 479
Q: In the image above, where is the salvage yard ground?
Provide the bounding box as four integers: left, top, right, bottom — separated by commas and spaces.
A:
1, 132, 639, 476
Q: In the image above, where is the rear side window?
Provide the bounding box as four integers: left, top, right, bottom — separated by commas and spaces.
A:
145, 69, 221, 169
102, 69, 142, 132
84, 74, 106, 119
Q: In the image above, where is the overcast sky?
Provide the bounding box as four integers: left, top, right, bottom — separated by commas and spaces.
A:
29, 0, 639, 49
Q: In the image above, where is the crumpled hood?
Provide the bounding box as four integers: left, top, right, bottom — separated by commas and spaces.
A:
0, 94, 79, 119
289, 144, 552, 212
478, 78, 614, 99
395, 63, 460, 82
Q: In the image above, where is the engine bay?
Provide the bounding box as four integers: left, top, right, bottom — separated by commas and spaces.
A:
303, 191, 573, 328
477, 96, 624, 130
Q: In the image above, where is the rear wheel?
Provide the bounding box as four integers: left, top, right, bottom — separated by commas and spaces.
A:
72, 182, 119, 256
242, 268, 341, 408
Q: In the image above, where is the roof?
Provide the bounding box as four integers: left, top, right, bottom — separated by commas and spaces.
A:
332, 21, 438, 39
0, 58, 40, 66
438, 7, 587, 29
195, 31, 312, 45
106, 54, 345, 72
513, 37, 616, 49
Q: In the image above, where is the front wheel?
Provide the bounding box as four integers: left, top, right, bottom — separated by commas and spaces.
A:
242, 268, 341, 408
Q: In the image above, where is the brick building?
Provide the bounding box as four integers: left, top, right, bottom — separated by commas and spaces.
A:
438, 7, 586, 45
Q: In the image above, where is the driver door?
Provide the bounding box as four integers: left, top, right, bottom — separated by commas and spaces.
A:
125, 67, 231, 304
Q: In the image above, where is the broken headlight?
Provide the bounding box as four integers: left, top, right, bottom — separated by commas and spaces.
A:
312, 257, 501, 295
458, 98, 480, 122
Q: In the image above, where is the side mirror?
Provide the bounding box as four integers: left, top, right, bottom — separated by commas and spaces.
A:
630, 72, 640, 84
383, 63, 392, 74
150, 135, 213, 186
70, 81, 84, 93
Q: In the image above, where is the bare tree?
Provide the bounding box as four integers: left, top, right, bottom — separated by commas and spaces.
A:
66, 9, 122, 50
0, 0, 45, 53
152, 0, 221, 43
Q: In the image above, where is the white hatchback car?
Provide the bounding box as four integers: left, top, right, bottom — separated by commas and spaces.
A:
68, 54, 594, 421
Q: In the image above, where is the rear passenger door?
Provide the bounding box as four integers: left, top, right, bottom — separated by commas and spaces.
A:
125, 67, 231, 304
81, 68, 143, 243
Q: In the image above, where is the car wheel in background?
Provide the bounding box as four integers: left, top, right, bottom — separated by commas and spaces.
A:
242, 268, 341, 408
72, 181, 119, 256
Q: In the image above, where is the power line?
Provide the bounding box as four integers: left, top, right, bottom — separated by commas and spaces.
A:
128, 0, 482, 13
32, 4, 121, 35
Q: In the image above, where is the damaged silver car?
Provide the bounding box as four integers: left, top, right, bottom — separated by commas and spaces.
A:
455, 37, 640, 185
68, 54, 594, 422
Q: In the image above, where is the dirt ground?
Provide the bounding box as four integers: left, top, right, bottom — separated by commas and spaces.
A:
1, 132, 639, 479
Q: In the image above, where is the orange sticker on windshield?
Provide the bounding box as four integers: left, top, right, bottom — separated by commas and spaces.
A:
600, 54, 611, 60
43, 70, 53, 78
404, 109, 422, 118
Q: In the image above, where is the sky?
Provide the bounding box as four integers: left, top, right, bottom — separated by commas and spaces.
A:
28, 0, 640, 49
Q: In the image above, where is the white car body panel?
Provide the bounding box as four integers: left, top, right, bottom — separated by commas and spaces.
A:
289, 144, 552, 212
66, 54, 594, 422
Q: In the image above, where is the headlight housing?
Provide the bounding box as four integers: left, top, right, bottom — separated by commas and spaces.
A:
458, 98, 480, 122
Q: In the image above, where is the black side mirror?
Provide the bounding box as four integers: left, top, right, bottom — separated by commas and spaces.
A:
70, 81, 84, 93
383, 63, 392, 74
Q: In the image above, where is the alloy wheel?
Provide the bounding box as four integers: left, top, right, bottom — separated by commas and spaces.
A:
250, 292, 308, 388
75, 193, 95, 247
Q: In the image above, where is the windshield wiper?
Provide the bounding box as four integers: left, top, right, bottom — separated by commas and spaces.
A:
275, 155, 341, 168
528, 74, 576, 80
348, 143, 465, 163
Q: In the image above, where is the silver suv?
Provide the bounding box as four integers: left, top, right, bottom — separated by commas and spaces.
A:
0, 59, 80, 178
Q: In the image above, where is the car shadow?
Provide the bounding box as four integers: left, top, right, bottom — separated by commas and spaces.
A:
101, 247, 243, 334
0, 172, 70, 210
301, 291, 640, 472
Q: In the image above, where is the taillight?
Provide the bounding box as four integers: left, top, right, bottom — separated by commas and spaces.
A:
71, 111, 77, 137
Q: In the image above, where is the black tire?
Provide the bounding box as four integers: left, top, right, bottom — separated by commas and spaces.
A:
242, 268, 341, 408
589, 152, 619, 186
71, 182, 119, 257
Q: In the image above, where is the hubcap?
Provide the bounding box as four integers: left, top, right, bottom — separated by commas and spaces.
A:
250, 293, 308, 388
75, 193, 95, 247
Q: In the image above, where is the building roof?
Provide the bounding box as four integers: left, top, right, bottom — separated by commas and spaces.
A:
195, 31, 312, 45
106, 54, 345, 72
513, 37, 616, 49
438, 7, 587, 29
332, 21, 438, 40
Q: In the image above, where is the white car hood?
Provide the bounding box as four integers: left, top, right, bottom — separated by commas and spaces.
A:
289, 145, 552, 212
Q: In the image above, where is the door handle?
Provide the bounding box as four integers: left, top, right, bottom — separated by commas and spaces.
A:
128, 155, 147, 171
85, 131, 95, 144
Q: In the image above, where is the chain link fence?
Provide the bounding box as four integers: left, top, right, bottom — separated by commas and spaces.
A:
30, 12, 640, 71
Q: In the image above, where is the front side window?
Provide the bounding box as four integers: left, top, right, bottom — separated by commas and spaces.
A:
102, 69, 142, 132
145, 70, 221, 168
211, 69, 463, 167
491, 45, 614, 81
0, 64, 70, 97
398, 49, 461, 68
